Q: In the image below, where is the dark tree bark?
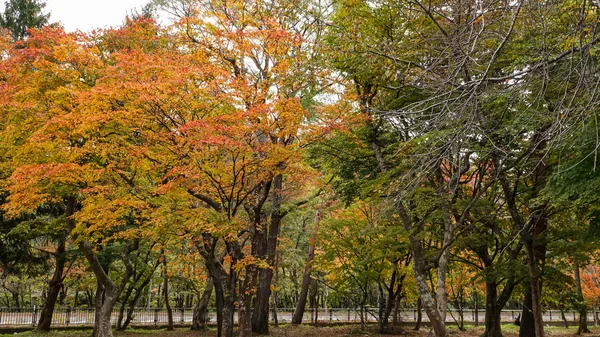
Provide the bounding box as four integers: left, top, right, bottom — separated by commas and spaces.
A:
414, 296, 422, 331
474, 291, 479, 327
162, 249, 174, 331
520, 287, 536, 337
517, 209, 547, 337
211, 265, 235, 337
198, 236, 238, 337
252, 176, 284, 335
574, 259, 591, 334
292, 210, 320, 324
119, 250, 158, 331
470, 226, 521, 337
497, 160, 548, 337
120, 278, 152, 330
559, 304, 568, 328
36, 236, 67, 331
37, 197, 75, 331
482, 277, 518, 337
93, 277, 105, 337
379, 266, 406, 334
192, 278, 213, 330
116, 282, 136, 330
392, 292, 402, 326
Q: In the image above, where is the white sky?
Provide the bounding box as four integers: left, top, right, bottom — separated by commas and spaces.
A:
44, 0, 152, 32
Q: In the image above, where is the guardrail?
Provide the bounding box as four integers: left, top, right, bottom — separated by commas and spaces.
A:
0, 307, 595, 327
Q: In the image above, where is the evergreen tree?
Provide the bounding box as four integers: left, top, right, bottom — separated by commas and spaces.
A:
0, 0, 49, 41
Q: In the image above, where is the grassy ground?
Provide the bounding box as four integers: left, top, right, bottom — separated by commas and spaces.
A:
1, 324, 598, 337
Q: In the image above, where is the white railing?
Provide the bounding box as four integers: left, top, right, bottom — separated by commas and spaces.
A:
0, 307, 594, 327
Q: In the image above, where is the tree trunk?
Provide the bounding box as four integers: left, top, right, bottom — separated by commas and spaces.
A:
80, 240, 137, 337
162, 251, 174, 331
574, 259, 591, 334
482, 283, 502, 337
559, 306, 568, 328
528, 256, 545, 337
252, 175, 284, 335
86, 290, 93, 307
37, 198, 75, 331
360, 305, 365, 331
380, 270, 402, 333
251, 255, 275, 333
93, 277, 105, 334
392, 293, 401, 326
481, 273, 518, 337
121, 271, 155, 330
399, 204, 447, 337
238, 264, 256, 337
93, 285, 122, 337
36, 237, 67, 331
414, 295, 422, 331
498, 167, 547, 337
121, 291, 141, 331
475, 291, 479, 327
271, 283, 279, 327
206, 255, 235, 337
520, 287, 536, 337
311, 281, 319, 324
116, 283, 135, 330
436, 210, 453, 323
192, 278, 213, 330
292, 210, 321, 324
482, 309, 502, 337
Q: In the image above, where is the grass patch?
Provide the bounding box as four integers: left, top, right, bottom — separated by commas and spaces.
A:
0, 330, 92, 337
4, 324, 600, 337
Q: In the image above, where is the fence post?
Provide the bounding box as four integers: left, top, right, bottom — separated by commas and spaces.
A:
66, 307, 72, 326
329, 309, 333, 323
347, 308, 350, 322
181, 308, 185, 323
154, 308, 159, 325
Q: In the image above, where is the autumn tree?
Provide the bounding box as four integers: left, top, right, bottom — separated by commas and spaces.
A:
146, 1, 341, 336
0, 18, 172, 336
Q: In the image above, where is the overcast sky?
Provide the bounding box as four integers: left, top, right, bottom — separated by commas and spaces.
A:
44, 0, 152, 32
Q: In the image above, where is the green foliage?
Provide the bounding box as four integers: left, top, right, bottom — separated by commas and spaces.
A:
0, 0, 49, 41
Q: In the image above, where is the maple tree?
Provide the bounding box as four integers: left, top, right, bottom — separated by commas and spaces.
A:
145, 0, 341, 336
0, 18, 168, 336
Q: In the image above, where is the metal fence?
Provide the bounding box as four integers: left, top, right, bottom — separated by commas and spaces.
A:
0, 307, 595, 327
